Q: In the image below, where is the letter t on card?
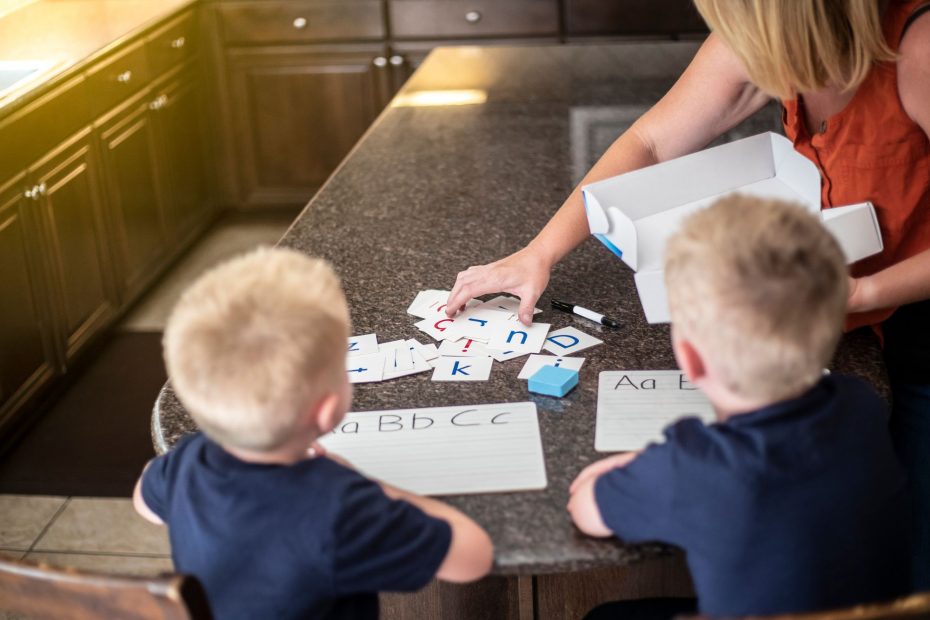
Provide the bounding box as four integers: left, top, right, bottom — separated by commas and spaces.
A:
487, 322, 551, 354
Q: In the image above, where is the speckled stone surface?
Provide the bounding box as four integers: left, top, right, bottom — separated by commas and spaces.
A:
152, 44, 889, 575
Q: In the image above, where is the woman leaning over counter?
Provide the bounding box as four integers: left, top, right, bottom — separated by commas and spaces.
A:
446, 0, 930, 589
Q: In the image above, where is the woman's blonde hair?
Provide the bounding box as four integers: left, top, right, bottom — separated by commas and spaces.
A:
692, 0, 896, 99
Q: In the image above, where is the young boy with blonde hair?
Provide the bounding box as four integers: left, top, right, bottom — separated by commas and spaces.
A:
134, 247, 493, 620
568, 196, 910, 616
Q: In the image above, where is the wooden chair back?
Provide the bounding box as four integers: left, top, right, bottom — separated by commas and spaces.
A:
0, 557, 212, 620
688, 593, 930, 620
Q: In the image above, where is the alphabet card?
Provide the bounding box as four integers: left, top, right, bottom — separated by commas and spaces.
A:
543, 326, 603, 356
518, 355, 585, 379
431, 356, 494, 381
318, 402, 547, 495
487, 321, 551, 355
478, 295, 542, 319
441, 307, 512, 341
348, 333, 379, 357
595, 370, 716, 451
346, 352, 386, 383
437, 338, 492, 358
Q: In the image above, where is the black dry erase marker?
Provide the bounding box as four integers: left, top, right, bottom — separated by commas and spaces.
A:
551, 299, 621, 328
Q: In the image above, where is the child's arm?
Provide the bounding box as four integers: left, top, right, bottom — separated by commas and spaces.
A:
132, 462, 164, 525
379, 482, 493, 583
567, 453, 641, 538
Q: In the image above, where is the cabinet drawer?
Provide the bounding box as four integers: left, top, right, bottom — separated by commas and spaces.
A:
147, 11, 198, 76
86, 41, 151, 116
390, 0, 558, 39
217, 1, 385, 44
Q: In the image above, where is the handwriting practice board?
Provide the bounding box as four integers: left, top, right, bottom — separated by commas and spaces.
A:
318, 402, 547, 495
595, 371, 716, 452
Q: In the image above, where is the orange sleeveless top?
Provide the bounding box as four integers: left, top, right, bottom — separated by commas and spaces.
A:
782, 0, 930, 331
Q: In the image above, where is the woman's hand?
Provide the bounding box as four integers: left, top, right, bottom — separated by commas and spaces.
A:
445, 245, 553, 325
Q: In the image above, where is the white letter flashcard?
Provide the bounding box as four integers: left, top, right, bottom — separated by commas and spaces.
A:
487, 322, 551, 355
478, 295, 542, 319
348, 333, 379, 357
407, 339, 439, 362
407, 289, 447, 318
437, 338, 492, 358
487, 347, 531, 363
442, 307, 511, 341
383, 349, 432, 380
518, 355, 585, 379
380, 340, 415, 372
346, 352, 386, 383
542, 326, 603, 356
414, 317, 457, 341
431, 356, 493, 381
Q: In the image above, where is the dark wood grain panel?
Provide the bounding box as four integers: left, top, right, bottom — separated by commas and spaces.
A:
0, 176, 58, 431
564, 0, 707, 37
390, 0, 558, 39
218, 1, 384, 45
226, 45, 386, 206
85, 41, 152, 118
146, 9, 199, 76
31, 129, 116, 362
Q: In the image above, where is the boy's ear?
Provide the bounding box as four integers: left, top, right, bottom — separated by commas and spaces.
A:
672, 332, 707, 385
310, 391, 342, 436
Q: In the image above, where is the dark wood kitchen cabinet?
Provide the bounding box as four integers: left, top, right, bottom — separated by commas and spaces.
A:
0, 6, 215, 441
96, 90, 169, 303
29, 129, 118, 364
224, 45, 390, 206
210, 0, 392, 207
563, 0, 707, 38
0, 176, 59, 432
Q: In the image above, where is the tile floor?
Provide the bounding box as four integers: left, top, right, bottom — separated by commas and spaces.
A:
0, 211, 295, 585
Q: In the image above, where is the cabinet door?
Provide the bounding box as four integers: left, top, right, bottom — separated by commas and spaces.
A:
226, 47, 387, 207
31, 129, 117, 362
0, 177, 58, 429
150, 70, 212, 242
97, 96, 168, 302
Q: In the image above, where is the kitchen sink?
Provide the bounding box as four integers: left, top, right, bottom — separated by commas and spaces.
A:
0, 60, 56, 97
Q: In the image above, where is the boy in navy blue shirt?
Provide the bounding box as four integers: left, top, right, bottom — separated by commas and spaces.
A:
568, 196, 910, 616
133, 247, 493, 619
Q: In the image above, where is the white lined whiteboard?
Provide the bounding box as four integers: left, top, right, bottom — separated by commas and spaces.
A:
318, 402, 547, 496
596, 371, 716, 452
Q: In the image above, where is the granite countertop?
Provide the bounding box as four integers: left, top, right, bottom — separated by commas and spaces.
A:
152, 44, 889, 575
0, 0, 195, 113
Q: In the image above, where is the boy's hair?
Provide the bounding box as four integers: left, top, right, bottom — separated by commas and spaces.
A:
163, 247, 350, 451
692, 0, 895, 100
664, 195, 848, 403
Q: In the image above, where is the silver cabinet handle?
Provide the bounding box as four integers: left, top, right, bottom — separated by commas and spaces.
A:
170, 36, 186, 49
373, 56, 388, 68
389, 55, 404, 66
24, 183, 46, 200
149, 94, 168, 111
465, 10, 482, 23
116, 70, 132, 83
293, 16, 307, 29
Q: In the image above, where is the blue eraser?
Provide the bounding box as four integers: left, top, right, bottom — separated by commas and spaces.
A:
528, 365, 579, 398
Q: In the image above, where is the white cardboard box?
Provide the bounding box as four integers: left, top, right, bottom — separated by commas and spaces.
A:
582, 132, 883, 323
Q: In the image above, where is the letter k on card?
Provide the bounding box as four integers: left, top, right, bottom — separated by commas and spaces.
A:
431, 356, 493, 381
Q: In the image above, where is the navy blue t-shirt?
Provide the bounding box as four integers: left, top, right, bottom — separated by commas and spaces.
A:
141, 433, 452, 620
595, 374, 910, 616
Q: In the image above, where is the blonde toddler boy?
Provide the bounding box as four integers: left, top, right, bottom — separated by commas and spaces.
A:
134, 247, 493, 620
568, 196, 909, 616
